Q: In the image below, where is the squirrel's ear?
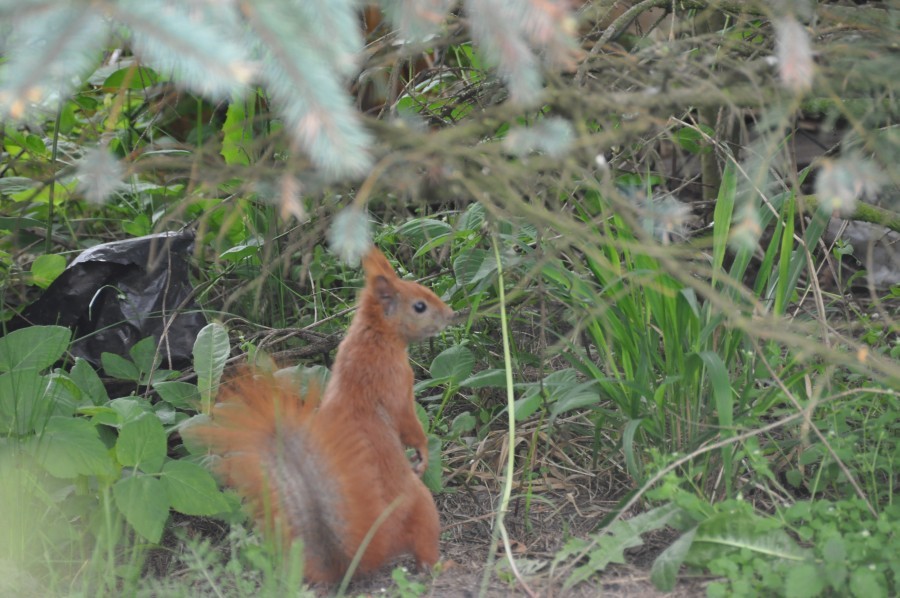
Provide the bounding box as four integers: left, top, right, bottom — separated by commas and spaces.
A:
362, 247, 397, 281
371, 274, 399, 315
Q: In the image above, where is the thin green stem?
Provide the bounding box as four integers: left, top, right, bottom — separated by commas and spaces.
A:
478, 238, 535, 598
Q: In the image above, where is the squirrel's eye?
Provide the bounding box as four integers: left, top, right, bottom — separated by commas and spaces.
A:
413, 300, 427, 314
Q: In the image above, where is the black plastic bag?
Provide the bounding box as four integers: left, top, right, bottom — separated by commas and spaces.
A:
14, 230, 206, 371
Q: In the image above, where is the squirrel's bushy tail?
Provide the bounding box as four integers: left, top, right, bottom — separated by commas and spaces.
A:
189, 372, 352, 581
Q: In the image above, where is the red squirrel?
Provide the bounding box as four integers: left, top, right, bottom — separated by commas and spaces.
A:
191, 247, 456, 583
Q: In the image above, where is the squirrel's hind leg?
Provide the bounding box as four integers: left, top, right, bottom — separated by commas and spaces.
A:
405, 482, 440, 572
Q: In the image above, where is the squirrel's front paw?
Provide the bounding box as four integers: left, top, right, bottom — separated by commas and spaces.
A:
411, 449, 428, 477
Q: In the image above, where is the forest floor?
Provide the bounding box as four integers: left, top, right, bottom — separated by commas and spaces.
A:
339, 487, 711, 597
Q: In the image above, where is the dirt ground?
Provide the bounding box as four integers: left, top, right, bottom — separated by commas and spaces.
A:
336, 487, 711, 597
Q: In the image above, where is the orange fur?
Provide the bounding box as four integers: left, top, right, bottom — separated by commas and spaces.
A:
190, 247, 455, 583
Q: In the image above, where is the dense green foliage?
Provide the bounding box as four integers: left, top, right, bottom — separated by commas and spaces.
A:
1, 0, 898, 596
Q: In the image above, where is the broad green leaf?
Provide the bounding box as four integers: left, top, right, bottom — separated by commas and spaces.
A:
129, 336, 161, 376
686, 512, 809, 564
29, 416, 116, 479
193, 323, 230, 413
30, 254, 66, 289
651, 527, 697, 591
849, 568, 883, 597
822, 535, 846, 564
456, 202, 485, 233
429, 345, 475, 383
113, 475, 169, 544
123, 213, 152, 238
101, 65, 160, 91
178, 413, 212, 455
785, 563, 825, 598
453, 249, 492, 286
154, 381, 200, 410
513, 392, 543, 421
0, 370, 51, 436
78, 405, 120, 427
43, 374, 80, 416
116, 414, 167, 473
395, 218, 453, 245
0, 215, 45, 229
161, 460, 230, 516
550, 380, 601, 419
70, 358, 109, 405
460, 368, 507, 389
108, 398, 153, 425
450, 412, 476, 435
101, 352, 139, 382
219, 242, 261, 262
0, 325, 71, 373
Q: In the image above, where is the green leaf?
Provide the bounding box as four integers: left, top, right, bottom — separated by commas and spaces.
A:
453, 249, 493, 286
108, 398, 153, 425
622, 418, 644, 483
395, 218, 453, 245
78, 405, 120, 427
221, 98, 253, 166
101, 352, 139, 382
0, 325, 71, 373
178, 414, 213, 455
29, 416, 116, 479
113, 475, 169, 544
70, 358, 109, 405
849, 568, 883, 597
429, 345, 475, 384
674, 124, 714, 154
687, 512, 810, 563
129, 336, 161, 379
123, 213, 152, 237
193, 323, 230, 413
421, 434, 443, 493
456, 202, 485, 233
513, 392, 543, 421
450, 412, 476, 435
562, 503, 682, 590
651, 527, 697, 591
0, 370, 48, 435
43, 374, 80, 416
460, 368, 507, 389
785, 563, 825, 598
161, 460, 230, 516
822, 536, 846, 564
219, 241, 261, 262
116, 414, 167, 474
154, 381, 201, 410
101, 65, 160, 90
30, 254, 67, 289
550, 379, 601, 419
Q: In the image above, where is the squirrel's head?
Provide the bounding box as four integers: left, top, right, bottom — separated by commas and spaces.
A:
362, 247, 456, 342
